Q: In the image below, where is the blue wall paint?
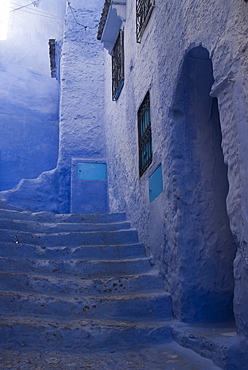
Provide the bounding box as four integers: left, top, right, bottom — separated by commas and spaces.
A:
104, 1, 241, 327
78, 163, 107, 181
1, 3, 248, 358
168, 46, 236, 322
71, 159, 108, 214
149, 165, 163, 203
0, 1, 106, 214
55, 0, 106, 213
0, 1, 65, 191
0, 67, 59, 191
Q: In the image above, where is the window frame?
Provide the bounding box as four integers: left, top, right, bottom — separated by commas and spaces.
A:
138, 91, 153, 177
136, 0, 155, 43
111, 29, 125, 101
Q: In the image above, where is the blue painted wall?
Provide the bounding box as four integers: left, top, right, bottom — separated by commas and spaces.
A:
0, 0, 106, 214
0, 67, 59, 191
102, 0, 247, 334
2, 1, 248, 354
0, 1, 66, 191
168, 46, 236, 322
149, 165, 163, 203
71, 159, 108, 214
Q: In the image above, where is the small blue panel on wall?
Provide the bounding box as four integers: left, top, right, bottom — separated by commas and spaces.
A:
78, 163, 107, 181
149, 165, 163, 203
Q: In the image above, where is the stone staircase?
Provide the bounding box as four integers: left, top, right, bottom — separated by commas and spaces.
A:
0, 202, 172, 352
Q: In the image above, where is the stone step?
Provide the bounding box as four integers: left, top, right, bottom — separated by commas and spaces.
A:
0, 200, 23, 211
0, 257, 152, 278
0, 242, 146, 260
0, 270, 164, 296
0, 291, 172, 320
0, 206, 173, 352
0, 219, 131, 233
0, 208, 126, 223
171, 322, 238, 369
0, 316, 173, 352
0, 228, 139, 246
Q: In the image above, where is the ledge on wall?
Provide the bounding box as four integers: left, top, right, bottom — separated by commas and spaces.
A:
97, 0, 126, 53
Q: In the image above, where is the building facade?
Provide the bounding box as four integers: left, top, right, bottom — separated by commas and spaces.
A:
0, 0, 106, 214
98, 0, 248, 351
1, 0, 248, 365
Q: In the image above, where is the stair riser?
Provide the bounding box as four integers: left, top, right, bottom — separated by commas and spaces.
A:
0, 206, 172, 351
0, 324, 172, 351
0, 220, 131, 233
0, 210, 126, 223
0, 201, 22, 211
171, 328, 225, 369
0, 258, 151, 278
0, 243, 145, 260
0, 229, 139, 246
0, 273, 164, 296
0, 295, 172, 320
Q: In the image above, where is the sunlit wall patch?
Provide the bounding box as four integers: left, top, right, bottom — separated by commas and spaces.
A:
0, 0, 10, 40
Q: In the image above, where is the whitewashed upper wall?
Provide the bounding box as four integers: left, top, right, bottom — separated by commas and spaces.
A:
103, 0, 248, 333
56, 0, 106, 213
59, 0, 105, 164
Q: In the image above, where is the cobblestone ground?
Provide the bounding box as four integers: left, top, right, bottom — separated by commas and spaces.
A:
0, 342, 220, 369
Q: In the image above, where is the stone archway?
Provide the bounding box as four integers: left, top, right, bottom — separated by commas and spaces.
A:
171, 46, 237, 322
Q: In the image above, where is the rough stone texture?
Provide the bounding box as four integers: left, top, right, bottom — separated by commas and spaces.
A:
0, 202, 173, 353
0, 0, 247, 367
0, 0, 106, 214
57, 0, 106, 213
172, 322, 236, 369
103, 0, 248, 340
172, 321, 248, 370
0, 343, 219, 370
0, 342, 220, 369
166, 47, 237, 323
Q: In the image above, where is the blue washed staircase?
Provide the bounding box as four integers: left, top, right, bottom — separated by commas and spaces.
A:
0, 201, 172, 352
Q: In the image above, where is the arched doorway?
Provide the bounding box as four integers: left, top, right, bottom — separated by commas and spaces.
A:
171, 46, 237, 322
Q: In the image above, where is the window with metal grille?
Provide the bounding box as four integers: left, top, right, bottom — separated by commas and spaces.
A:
136, 0, 155, 43
112, 29, 124, 101
49, 39, 56, 78
138, 91, 152, 176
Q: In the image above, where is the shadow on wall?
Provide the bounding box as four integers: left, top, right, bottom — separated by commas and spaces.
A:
0, 64, 59, 192
169, 46, 237, 323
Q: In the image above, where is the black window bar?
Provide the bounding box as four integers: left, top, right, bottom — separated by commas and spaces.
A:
112, 30, 124, 101
138, 92, 152, 176
136, 0, 155, 43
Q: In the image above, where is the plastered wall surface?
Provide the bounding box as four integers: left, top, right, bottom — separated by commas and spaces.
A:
0, 0, 66, 190
103, 0, 248, 335
1, 0, 248, 346
57, 0, 106, 213
0, 0, 106, 213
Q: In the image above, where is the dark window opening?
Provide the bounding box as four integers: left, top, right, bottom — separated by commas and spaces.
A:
49, 39, 61, 80
112, 30, 124, 101
136, 0, 155, 43
138, 91, 152, 176
49, 39, 57, 78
